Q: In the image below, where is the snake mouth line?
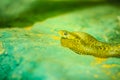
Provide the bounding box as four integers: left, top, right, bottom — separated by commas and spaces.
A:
61, 37, 67, 39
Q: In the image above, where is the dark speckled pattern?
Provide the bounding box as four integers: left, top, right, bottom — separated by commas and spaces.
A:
59, 30, 120, 58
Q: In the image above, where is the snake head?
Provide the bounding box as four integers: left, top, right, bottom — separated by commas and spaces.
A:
58, 30, 76, 40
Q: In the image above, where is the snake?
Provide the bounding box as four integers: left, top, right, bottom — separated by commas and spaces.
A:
59, 30, 120, 58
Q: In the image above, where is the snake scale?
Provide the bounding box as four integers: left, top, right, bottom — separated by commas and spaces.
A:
59, 30, 120, 58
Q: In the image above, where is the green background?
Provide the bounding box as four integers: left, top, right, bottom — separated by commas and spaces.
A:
0, 0, 120, 80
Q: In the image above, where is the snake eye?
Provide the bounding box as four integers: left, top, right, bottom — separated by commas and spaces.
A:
63, 32, 68, 36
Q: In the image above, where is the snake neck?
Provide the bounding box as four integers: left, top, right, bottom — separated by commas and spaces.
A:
109, 44, 120, 57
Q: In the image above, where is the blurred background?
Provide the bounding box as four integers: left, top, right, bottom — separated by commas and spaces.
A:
0, 0, 120, 28
0, 0, 120, 80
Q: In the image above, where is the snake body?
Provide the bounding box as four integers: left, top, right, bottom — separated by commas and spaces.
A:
59, 30, 120, 58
